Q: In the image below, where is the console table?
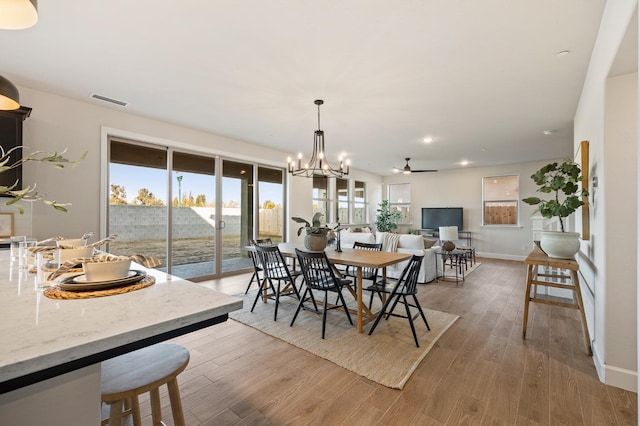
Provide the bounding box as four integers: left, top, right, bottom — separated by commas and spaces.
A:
420, 229, 472, 246
522, 245, 591, 355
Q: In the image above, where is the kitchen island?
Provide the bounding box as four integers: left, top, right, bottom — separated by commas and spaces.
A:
0, 250, 242, 425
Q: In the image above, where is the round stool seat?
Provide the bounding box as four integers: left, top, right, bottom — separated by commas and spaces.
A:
101, 343, 190, 426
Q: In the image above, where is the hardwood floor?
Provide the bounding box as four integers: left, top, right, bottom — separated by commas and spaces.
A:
137, 258, 637, 425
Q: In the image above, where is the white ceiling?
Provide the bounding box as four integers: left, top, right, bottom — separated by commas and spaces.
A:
0, 0, 609, 175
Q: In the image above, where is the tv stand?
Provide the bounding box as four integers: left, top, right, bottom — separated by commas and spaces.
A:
420, 229, 472, 246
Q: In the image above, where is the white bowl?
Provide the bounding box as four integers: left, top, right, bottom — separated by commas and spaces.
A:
57, 239, 86, 248
82, 257, 131, 282
59, 247, 94, 262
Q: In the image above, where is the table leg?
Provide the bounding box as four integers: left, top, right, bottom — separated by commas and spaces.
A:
571, 270, 592, 356
357, 267, 363, 333
522, 264, 534, 338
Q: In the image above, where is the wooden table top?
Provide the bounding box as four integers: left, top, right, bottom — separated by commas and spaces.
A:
277, 243, 412, 268
525, 245, 578, 271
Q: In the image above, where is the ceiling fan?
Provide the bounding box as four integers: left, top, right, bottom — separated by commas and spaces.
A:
394, 158, 438, 174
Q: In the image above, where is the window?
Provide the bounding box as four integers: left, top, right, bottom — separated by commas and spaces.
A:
352, 180, 368, 223
483, 175, 519, 225
312, 176, 329, 224
336, 178, 349, 224
388, 183, 411, 224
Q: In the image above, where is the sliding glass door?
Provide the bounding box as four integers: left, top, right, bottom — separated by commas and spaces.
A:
171, 152, 216, 279
107, 137, 284, 280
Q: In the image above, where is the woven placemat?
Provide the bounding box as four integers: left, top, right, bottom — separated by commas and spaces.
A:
43, 275, 156, 300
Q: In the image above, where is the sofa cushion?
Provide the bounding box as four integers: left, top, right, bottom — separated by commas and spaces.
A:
339, 230, 375, 245
398, 234, 424, 250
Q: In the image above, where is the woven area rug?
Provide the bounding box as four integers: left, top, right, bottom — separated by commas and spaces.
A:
230, 288, 459, 389
439, 261, 481, 281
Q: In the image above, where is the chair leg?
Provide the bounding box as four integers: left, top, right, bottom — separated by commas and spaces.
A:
290, 288, 309, 327
274, 281, 281, 321
403, 295, 420, 347
321, 290, 328, 339
244, 271, 258, 294
412, 294, 430, 330
250, 279, 267, 312
336, 287, 353, 325
368, 293, 396, 336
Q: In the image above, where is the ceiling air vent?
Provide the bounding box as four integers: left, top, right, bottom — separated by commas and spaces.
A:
89, 93, 128, 107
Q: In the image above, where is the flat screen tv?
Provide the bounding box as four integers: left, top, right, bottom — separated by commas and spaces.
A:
421, 207, 463, 231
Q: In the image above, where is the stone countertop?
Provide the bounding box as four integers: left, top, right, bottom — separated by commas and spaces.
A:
0, 251, 242, 392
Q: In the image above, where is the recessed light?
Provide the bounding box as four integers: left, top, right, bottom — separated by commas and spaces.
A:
460, 160, 469, 166
423, 137, 433, 143
556, 50, 570, 57
543, 130, 555, 136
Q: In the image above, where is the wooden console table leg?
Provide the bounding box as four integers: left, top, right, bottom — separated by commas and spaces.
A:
570, 270, 592, 356
522, 264, 534, 338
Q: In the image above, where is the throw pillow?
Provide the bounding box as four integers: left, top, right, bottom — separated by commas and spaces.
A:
423, 238, 438, 249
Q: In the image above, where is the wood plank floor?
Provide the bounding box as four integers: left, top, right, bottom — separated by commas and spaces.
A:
133, 258, 637, 425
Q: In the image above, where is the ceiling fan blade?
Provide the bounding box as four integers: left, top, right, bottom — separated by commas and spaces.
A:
411, 169, 438, 173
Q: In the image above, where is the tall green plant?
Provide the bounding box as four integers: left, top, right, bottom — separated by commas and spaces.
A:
522, 159, 588, 232
375, 200, 403, 232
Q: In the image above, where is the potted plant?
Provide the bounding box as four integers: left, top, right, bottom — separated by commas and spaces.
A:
522, 158, 588, 258
292, 212, 331, 251
375, 200, 403, 233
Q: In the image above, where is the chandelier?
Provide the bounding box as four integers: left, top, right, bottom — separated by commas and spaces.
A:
288, 99, 350, 178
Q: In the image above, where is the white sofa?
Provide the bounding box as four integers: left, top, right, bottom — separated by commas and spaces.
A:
337, 229, 441, 283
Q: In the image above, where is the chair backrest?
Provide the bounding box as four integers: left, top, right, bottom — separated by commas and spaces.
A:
250, 238, 273, 245
392, 254, 424, 295
295, 248, 340, 290
248, 238, 273, 269
353, 242, 382, 251
255, 244, 292, 280
350, 242, 383, 277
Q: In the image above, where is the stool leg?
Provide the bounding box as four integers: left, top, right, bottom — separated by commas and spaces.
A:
108, 400, 124, 426
131, 396, 142, 425
150, 387, 163, 425
522, 264, 534, 338
167, 378, 186, 426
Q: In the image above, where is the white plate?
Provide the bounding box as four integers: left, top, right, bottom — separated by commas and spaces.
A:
74, 270, 137, 284
58, 270, 146, 291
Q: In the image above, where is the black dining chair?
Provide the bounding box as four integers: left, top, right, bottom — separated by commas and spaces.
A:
343, 241, 382, 289
367, 254, 430, 347
291, 248, 353, 339
251, 244, 302, 321
244, 238, 273, 295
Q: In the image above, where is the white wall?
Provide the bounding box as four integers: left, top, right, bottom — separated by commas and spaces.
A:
13, 86, 385, 245
382, 159, 569, 260
574, 0, 638, 392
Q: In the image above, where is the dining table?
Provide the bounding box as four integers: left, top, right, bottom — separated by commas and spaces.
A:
272, 243, 412, 333
0, 249, 242, 425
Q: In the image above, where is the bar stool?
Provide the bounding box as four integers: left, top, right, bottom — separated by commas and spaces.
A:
100, 343, 190, 426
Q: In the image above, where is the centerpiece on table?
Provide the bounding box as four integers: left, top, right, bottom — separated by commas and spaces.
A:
522, 158, 588, 258
292, 212, 334, 251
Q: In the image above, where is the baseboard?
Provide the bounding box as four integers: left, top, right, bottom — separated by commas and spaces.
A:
605, 365, 638, 392
476, 251, 526, 262
592, 345, 637, 392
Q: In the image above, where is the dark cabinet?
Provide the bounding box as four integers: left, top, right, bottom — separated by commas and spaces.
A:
0, 106, 32, 190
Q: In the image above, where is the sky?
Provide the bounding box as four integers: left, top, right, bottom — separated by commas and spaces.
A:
110, 164, 282, 206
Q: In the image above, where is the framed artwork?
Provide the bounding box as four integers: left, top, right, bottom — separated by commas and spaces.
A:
0, 212, 14, 237
575, 140, 590, 240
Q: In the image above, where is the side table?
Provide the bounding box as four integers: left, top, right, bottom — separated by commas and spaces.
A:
522, 245, 591, 355
436, 250, 466, 285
